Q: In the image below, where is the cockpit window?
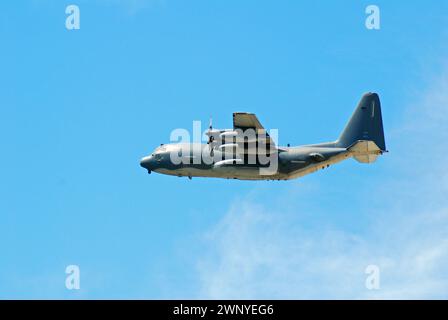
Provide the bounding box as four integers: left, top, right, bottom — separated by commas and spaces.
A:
154, 153, 162, 161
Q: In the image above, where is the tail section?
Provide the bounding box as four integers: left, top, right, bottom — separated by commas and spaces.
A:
337, 92, 386, 154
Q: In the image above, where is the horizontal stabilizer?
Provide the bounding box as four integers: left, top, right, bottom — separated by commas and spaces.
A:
353, 154, 379, 163
348, 140, 383, 164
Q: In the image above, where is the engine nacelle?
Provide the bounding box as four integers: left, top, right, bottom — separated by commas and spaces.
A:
218, 143, 239, 151
214, 159, 243, 167
219, 131, 262, 143
219, 131, 239, 139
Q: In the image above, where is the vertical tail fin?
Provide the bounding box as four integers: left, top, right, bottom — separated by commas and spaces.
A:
337, 92, 386, 151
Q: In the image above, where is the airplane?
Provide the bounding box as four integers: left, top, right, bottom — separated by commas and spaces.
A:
140, 92, 387, 180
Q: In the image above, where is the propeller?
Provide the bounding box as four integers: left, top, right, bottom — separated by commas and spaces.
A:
207, 116, 215, 157
207, 116, 214, 145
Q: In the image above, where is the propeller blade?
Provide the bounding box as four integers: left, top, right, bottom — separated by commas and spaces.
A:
207, 115, 213, 145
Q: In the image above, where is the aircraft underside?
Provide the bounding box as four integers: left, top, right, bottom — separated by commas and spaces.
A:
154, 150, 352, 181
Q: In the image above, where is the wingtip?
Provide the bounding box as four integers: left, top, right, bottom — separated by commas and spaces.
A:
233, 112, 255, 117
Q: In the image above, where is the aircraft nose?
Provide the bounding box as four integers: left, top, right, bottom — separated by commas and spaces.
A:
140, 155, 153, 171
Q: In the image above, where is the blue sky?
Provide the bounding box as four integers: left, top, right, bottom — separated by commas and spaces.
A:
1, 0, 448, 299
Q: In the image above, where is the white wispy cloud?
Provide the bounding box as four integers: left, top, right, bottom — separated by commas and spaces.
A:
195, 66, 448, 299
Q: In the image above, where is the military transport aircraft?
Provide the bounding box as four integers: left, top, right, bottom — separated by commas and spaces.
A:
140, 92, 387, 180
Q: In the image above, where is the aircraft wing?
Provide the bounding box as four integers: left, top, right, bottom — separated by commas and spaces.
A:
233, 112, 265, 130
232, 112, 277, 152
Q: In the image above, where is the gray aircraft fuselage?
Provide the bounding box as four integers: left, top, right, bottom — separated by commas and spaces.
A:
140, 142, 351, 181
140, 93, 387, 181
